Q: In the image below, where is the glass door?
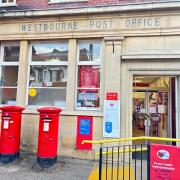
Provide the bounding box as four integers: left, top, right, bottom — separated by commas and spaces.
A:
133, 91, 146, 138
148, 91, 169, 138
133, 91, 169, 139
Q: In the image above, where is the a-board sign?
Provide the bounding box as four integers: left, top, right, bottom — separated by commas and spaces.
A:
150, 144, 180, 180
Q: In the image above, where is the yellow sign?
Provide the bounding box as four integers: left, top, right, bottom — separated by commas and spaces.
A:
29, 88, 37, 97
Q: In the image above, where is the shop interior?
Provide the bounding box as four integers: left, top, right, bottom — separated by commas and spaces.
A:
132, 76, 176, 140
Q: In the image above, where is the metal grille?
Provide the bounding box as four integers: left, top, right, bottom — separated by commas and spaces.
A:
98, 144, 150, 180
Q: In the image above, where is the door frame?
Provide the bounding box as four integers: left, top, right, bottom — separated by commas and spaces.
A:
120, 59, 180, 141
129, 72, 180, 140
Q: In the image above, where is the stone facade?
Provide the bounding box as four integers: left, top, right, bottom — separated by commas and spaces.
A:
0, 1, 180, 159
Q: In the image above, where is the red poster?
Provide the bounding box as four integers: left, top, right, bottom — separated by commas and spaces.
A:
150, 144, 180, 180
106, 92, 118, 100
79, 66, 99, 88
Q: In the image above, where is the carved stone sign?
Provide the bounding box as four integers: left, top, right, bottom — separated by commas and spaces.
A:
20, 17, 161, 33
0, 14, 178, 39
124, 17, 160, 28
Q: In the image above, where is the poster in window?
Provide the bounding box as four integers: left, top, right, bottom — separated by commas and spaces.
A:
79, 66, 99, 88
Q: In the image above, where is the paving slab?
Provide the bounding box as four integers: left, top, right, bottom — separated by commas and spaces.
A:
0, 151, 93, 180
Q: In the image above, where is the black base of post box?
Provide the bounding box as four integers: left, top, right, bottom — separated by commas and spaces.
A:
0, 153, 20, 164
37, 157, 57, 168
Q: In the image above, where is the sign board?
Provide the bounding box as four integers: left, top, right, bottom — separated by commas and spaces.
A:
76, 116, 93, 150
150, 144, 180, 180
103, 100, 120, 138
106, 92, 118, 100
136, 106, 141, 112
80, 119, 90, 135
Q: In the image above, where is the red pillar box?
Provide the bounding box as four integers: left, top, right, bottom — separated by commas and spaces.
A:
76, 116, 93, 150
0, 106, 24, 164
37, 107, 62, 168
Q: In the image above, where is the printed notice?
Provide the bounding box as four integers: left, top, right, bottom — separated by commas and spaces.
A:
80, 119, 90, 135
149, 106, 157, 113
158, 105, 165, 113
103, 100, 120, 138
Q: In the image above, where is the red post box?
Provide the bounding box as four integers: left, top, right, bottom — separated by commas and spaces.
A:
37, 107, 62, 168
0, 106, 24, 163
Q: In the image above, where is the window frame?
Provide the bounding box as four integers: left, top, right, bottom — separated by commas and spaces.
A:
75, 40, 102, 111
26, 41, 69, 108
0, 0, 16, 6
0, 42, 20, 105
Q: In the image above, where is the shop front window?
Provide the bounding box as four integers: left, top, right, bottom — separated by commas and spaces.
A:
28, 42, 68, 108
76, 41, 101, 109
0, 43, 19, 105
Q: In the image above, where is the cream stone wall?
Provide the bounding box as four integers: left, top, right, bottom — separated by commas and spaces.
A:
21, 114, 102, 159
1, 10, 180, 158
21, 114, 39, 151
17, 41, 29, 106
122, 36, 180, 56
2, 11, 180, 40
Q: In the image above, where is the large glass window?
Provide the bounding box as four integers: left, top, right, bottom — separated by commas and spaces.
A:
28, 42, 68, 108
0, 43, 20, 105
76, 41, 101, 109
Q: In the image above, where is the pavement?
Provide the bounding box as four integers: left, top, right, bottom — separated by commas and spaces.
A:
0, 151, 94, 180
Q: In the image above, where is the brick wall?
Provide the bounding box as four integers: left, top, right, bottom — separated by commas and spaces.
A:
15, 0, 164, 10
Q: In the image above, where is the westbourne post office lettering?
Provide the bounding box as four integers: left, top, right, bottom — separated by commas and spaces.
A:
21, 21, 79, 32
20, 17, 161, 33
125, 17, 160, 28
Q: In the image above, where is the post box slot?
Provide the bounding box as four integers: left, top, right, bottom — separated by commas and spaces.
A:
43, 122, 49, 132
2, 116, 11, 119
42, 118, 52, 122
3, 120, 9, 129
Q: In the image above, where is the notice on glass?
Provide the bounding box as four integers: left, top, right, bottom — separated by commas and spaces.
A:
103, 100, 120, 138
158, 105, 165, 113
149, 106, 157, 113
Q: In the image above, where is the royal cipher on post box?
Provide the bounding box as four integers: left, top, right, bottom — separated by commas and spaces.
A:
37, 107, 62, 168
0, 106, 24, 163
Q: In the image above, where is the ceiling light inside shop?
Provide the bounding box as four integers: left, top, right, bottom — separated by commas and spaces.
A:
133, 80, 143, 83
